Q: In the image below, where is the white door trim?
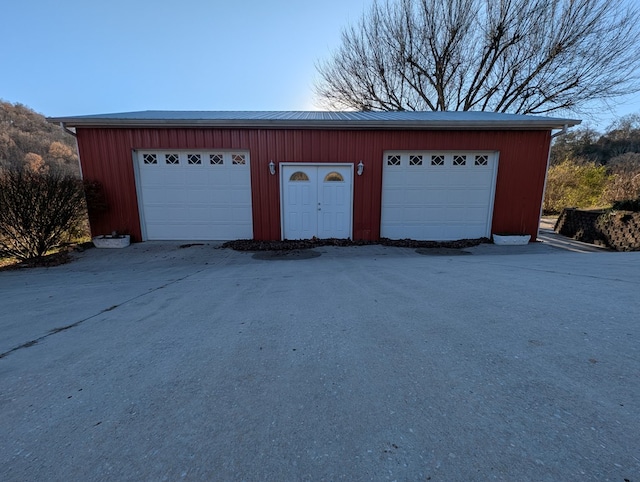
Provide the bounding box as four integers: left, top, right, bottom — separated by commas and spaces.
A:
279, 163, 354, 240
132, 150, 148, 240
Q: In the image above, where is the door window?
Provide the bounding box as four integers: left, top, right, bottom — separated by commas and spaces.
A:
289, 171, 310, 181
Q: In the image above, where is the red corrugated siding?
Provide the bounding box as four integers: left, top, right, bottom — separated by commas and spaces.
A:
76, 127, 551, 242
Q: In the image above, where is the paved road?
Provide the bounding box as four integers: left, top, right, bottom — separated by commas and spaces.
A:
1, 242, 638, 481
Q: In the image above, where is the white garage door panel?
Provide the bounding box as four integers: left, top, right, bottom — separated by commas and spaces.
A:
447, 207, 468, 222
228, 171, 250, 185
143, 206, 188, 222
137, 151, 253, 240
381, 152, 497, 240
462, 189, 491, 204
184, 172, 209, 186
402, 210, 430, 224
230, 189, 252, 203
424, 178, 449, 188
406, 175, 432, 188
185, 190, 211, 204
161, 190, 187, 203
231, 206, 253, 219
384, 171, 407, 185
384, 191, 407, 204
210, 190, 230, 203
192, 207, 215, 222
142, 190, 170, 204
405, 189, 445, 204
161, 173, 186, 187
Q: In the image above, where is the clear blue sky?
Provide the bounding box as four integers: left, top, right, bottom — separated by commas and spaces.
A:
2, 0, 639, 131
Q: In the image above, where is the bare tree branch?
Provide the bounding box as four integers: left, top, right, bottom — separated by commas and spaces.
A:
315, 0, 640, 115
0, 168, 86, 260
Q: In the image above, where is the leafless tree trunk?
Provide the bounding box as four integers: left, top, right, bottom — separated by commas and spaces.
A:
315, 0, 640, 115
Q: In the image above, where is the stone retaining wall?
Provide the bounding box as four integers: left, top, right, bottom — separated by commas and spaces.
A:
555, 208, 640, 251
596, 211, 640, 251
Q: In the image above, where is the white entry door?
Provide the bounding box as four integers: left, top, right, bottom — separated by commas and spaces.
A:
281, 164, 353, 239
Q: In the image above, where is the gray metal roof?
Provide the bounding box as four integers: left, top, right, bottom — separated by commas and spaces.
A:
49, 110, 581, 130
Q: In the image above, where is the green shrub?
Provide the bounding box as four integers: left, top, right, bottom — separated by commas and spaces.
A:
544, 160, 609, 214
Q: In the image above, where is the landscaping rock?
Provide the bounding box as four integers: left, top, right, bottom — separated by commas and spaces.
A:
220, 237, 490, 252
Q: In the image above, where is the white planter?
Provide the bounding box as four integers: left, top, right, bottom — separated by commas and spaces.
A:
493, 234, 531, 245
92, 235, 130, 248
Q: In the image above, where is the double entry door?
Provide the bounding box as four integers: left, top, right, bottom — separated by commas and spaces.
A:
281, 164, 353, 240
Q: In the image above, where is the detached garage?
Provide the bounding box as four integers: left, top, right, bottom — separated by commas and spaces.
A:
49, 111, 579, 242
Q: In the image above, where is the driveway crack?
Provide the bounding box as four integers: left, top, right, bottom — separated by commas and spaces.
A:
0, 266, 212, 360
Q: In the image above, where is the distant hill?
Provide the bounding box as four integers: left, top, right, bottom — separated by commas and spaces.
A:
550, 114, 640, 166
0, 101, 79, 176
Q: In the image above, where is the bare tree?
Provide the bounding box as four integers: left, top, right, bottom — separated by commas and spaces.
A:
315, 0, 640, 114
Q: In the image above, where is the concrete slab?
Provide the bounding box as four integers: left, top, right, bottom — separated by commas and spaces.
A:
1, 243, 639, 481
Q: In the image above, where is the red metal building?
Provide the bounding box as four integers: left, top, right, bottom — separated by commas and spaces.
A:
50, 111, 579, 242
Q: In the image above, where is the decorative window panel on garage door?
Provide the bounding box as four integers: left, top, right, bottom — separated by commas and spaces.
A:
136, 151, 253, 240
381, 152, 498, 240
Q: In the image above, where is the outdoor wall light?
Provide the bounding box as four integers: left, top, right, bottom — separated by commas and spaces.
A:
269, 160, 276, 175
357, 160, 364, 176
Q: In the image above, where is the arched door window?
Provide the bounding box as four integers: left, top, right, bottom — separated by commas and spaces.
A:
323, 171, 344, 182
289, 171, 309, 181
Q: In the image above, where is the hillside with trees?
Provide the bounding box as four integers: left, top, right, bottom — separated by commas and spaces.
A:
1, 102, 86, 261
0, 101, 79, 176
545, 115, 640, 213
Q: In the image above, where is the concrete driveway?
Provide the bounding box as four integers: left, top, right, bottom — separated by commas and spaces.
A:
1, 241, 638, 481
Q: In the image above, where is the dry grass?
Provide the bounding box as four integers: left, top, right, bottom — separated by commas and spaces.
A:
0, 240, 92, 272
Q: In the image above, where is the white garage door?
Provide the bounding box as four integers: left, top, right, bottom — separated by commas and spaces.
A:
136, 151, 253, 240
381, 152, 498, 240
